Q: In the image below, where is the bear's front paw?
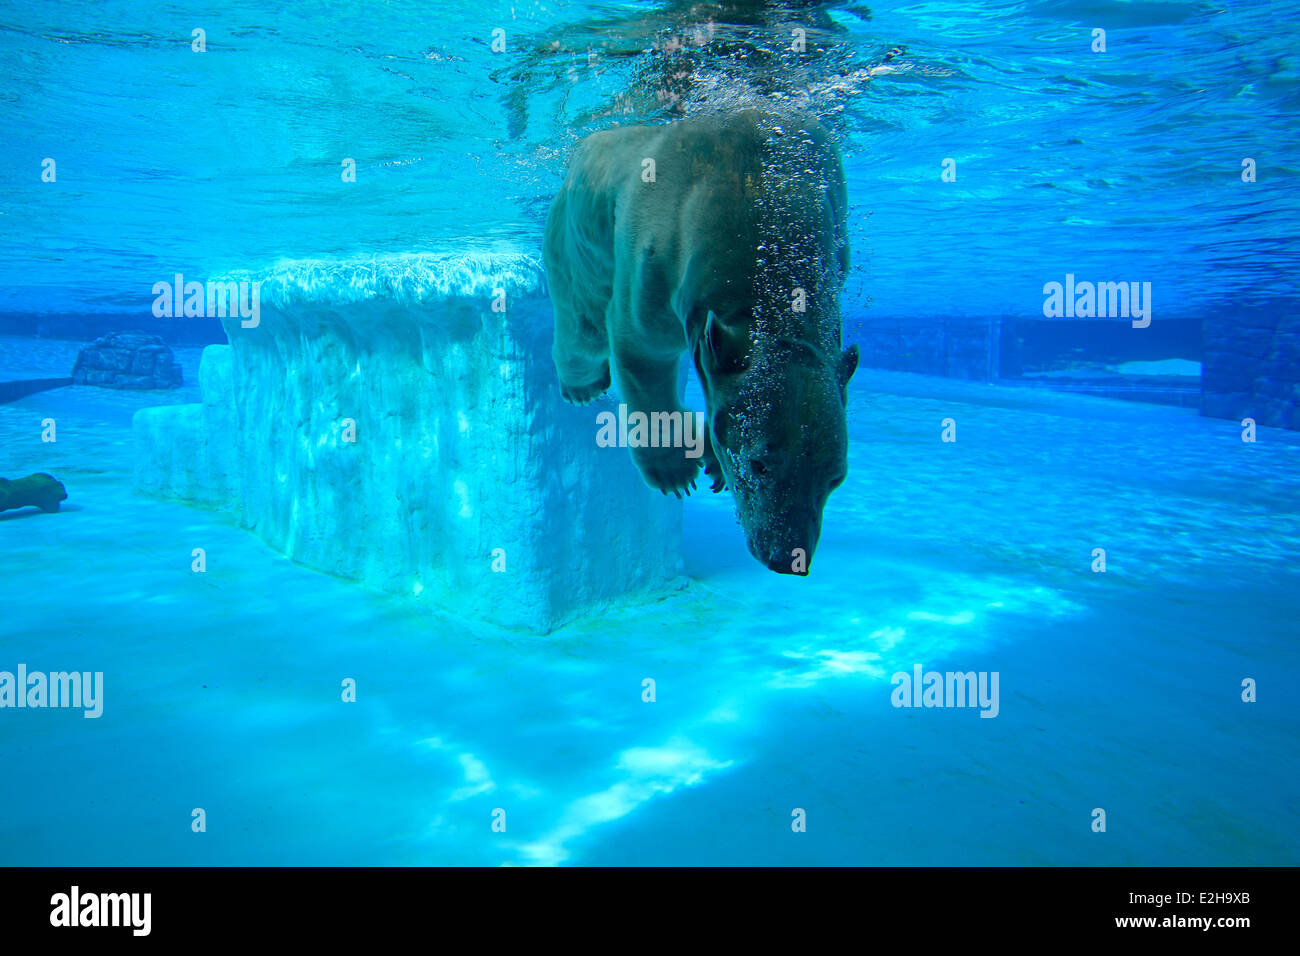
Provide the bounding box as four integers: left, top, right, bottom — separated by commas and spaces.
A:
633, 446, 702, 499
701, 442, 726, 493
558, 362, 612, 406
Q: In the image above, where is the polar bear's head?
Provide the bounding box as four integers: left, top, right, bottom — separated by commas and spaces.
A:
697, 311, 858, 575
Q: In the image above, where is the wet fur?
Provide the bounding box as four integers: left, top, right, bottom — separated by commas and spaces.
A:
544, 109, 857, 573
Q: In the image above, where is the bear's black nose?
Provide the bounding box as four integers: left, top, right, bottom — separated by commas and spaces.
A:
765, 552, 810, 576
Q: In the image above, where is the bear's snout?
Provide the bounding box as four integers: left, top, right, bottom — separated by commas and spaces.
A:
764, 551, 810, 576
750, 510, 822, 576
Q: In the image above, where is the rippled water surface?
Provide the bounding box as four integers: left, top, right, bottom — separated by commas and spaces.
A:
2, 0, 1297, 316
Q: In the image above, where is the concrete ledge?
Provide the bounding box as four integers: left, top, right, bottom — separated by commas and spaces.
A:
133, 253, 684, 631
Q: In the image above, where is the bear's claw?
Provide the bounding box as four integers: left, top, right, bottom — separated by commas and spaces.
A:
559, 362, 612, 406
560, 381, 608, 405
702, 451, 726, 492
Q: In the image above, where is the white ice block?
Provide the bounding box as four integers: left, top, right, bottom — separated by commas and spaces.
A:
133, 253, 684, 631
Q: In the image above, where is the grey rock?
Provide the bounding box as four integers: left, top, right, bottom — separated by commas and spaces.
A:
72, 331, 183, 390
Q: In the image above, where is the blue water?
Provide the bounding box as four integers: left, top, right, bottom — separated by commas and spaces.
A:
4, 0, 1297, 316
1, 1, 1298, 865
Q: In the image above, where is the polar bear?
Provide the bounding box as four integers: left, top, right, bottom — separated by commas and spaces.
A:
543, 109, 858, 575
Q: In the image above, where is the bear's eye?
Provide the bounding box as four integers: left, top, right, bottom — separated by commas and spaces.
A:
750, 459, 768, 476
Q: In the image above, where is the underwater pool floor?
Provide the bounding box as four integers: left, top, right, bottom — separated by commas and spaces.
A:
1, 341, 1297, 865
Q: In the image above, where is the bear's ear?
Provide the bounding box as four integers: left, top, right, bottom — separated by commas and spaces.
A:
704, 310, 749, 374
711, 405, 733, 449
837, 344, 859, 403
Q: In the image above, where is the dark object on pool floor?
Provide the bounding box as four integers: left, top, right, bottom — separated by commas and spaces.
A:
0, 377, 73, 404
0, 473, 68, 513
71, 330, 182, 390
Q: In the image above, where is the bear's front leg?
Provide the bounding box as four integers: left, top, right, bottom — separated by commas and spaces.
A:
701, 420, 726, 492
612, 354, 701, 498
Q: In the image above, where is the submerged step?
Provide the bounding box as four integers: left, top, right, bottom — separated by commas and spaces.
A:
133, 253, 684, 631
